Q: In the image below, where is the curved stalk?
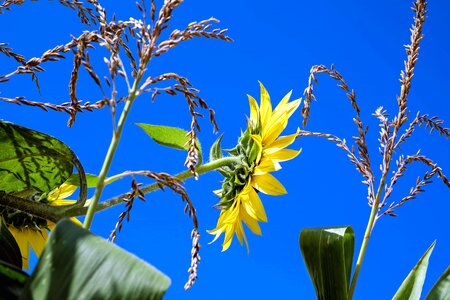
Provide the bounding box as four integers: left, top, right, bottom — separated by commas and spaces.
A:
83, 83, 140, 229
68, 156, 241, 217
348, 175, 388, 299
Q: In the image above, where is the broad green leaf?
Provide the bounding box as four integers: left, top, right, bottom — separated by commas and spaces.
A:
300, 226, 355, 300
22, 219, 171, 300
0, 217, 22, 268
426, 266, 450, 300
0, 121, 74, 194
0, 261, 29, 299
66, 173, 100, 188
136, 123, 202, 165
393, 241, 436, 300
209, 134, 224, 161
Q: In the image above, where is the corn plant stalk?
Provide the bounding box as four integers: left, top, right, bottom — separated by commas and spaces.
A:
83, 82, 139, 229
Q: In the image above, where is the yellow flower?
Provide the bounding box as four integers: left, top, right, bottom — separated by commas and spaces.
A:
208, 82, 301, 251
8, 183, 81, 269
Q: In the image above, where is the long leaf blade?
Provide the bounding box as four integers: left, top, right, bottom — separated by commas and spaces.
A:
21, 219, 171, 300
300, 226, 355, 300
425, 266, 450, 300
136, 123, 202, 164
0, 261, 29, 299
393, 241, 436, 300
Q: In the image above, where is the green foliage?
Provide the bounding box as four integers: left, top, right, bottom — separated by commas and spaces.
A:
209, 134, 224, 161
300, 226, 354, 300
136, 123, 202, 165
0, 121, 74, 194
0, 261, 29, 299
66, 173, 100, 188
426, 266, 450, 300
21, 220, 171, 300
393, 241, 435, 300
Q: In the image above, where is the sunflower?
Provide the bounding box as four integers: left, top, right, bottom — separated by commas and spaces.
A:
208, 82, 301, 251
6, 183, 81, 269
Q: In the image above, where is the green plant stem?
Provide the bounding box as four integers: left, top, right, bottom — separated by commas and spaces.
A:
68, 156, 241, 217
83, 89, 139, 229
348, 176, 387, 299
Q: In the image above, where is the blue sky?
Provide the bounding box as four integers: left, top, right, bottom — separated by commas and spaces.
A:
1, 0, 450, 299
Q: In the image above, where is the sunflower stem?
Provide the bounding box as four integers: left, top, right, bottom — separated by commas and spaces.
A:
68, 156, 241, 217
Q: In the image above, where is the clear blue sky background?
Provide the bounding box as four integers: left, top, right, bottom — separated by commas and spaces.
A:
1, 1, 450, 299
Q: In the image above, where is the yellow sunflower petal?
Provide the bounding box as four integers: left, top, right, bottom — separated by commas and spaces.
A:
47, 183, 77, 201
28, 230, 48, 258
251, 173, 287, 195
247, 94, 260, 127
222, 203, 240, 224
272, 90, 293, 117
251, 134, 262, 148
253, 156, 281, 175
51, 199, 76, 206
241, 187, 261, 221
263, 91, 292, 137
263, 113, 289, 146
47, 220, 56, 231
223, 223, 237, 251
264, 132, 298, 154
51, 199, 91, 208
266, 148, 302, 162
264, 97, 300, 145
8, 227, 31, 270
70, 217, 83, 226
241, 208, 262, 236
234, 221, 249, 253
258, 81, 272, 128
247, 186, 267, 222
285, 98, 302, 118
207, 224, 225, 243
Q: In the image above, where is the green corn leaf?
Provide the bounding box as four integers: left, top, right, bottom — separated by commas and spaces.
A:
426, 266, 450, 300
21, 219, 171, 300
0, 121, 74, 194
136, 123, 202, 165
393, 241, 436, 300
0, 261, 29, 299
300, 226, 355, 300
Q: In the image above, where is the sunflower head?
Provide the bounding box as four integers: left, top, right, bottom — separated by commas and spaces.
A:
2, 183, 79, 269
208, 82, 301, 251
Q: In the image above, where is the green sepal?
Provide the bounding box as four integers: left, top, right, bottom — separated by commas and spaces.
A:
209, 134, 224, 161
393, 241, 436, 300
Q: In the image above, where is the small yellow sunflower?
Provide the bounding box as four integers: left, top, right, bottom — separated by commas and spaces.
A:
208, 82, 301, 251
7, 183, 81, 269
